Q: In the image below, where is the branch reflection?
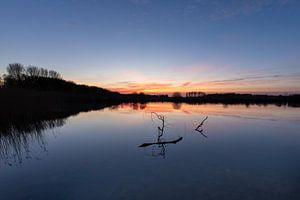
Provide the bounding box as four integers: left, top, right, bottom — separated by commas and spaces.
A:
139, 113, 183, 158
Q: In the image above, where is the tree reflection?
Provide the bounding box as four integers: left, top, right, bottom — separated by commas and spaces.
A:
139, 113, 183, 158
172, 103, 182, 110
0, 118, 66, 166
0, 102, 118, 166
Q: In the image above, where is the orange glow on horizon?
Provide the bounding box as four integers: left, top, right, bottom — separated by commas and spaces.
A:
103, 103, 300, 121
105, 85, 299, 95
73, 75, 300, 95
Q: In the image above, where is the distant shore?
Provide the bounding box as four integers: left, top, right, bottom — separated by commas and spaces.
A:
1, 86, 299, 125
1, 63, 299, 122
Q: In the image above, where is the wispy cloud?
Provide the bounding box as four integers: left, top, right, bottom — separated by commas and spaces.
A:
103, 72, 300, 94
182, 82, 191, 86
180, 0, 294, 20
65, 20, 79, 27
206, 73, 300, 84
129, 0, 151, 5
105, 81, 174, 93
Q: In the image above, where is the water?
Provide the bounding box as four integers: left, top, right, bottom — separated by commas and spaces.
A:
0, 103, 300, 200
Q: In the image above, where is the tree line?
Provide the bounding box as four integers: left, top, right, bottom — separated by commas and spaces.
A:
1, 63, 62, 87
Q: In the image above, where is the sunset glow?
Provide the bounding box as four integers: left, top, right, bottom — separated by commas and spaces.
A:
1, 1, 300, 199
1, 0, 300, 94
86, 72, 300, 95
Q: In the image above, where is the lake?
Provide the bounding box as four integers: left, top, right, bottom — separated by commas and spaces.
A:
0, 103, 300, 200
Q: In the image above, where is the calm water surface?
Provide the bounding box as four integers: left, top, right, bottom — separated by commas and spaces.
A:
0, 103, 300, 200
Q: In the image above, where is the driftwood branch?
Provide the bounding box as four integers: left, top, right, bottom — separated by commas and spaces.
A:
151, 112, 165, 123
195, 116, 208, 138
195, 116, 208, 130
139, 112, 183, 158
139, 137, 183, 147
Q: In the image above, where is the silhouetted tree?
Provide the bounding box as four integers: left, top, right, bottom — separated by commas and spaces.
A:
26, 65, 40, 77
6, 63, 25, 81
0, 75, 3, 87
186, 91, 205, 98
39, 68, 48, 77
3, 63, 65, 88
172, 92, 182, 98
49, 70, 61, 79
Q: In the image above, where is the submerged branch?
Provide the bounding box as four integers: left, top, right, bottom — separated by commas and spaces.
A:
195, 116, 208, 131
195, 116, 208, 138
139, 137, 183, 147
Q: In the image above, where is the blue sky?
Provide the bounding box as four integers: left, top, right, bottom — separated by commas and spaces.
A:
0, 0, 299, 94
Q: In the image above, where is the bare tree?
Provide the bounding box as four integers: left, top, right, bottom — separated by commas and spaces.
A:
49, 70, 61, 79
39, 68, 48, 77
26, 66, 40, 77
6, 63, 25, 81
0, 75, 3, 87
186, 91, 206, 98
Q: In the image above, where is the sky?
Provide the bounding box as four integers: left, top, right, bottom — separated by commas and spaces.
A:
0, 0, 300, 94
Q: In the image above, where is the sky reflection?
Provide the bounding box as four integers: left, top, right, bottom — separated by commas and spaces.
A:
0, 103, 300, 199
